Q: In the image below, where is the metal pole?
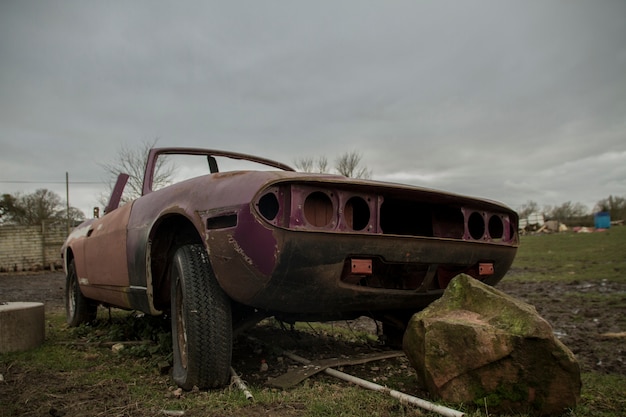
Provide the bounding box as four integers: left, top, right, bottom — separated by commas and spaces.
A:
230, 367, 254, 401
41, 220, 46, 268
258, 339, 465, 417
323, 366, 465, 417
65, 172, 70, 235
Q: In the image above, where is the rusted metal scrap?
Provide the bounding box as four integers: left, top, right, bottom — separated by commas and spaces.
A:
267, 350, 405, 389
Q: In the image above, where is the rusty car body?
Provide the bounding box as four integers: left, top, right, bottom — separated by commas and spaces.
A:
62, 147, 519, 389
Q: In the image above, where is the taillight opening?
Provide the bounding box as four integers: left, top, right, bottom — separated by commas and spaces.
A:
488, 214, 505, 240
344, 196, 371, 231
258, 192, 280, 221
467, 211, 486, 240
304, 191, 335, 227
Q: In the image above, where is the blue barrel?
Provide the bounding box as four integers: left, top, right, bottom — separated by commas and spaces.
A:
594, 212, 611, 229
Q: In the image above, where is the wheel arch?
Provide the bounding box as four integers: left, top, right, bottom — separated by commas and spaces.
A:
147, 214, 204, 311
63, 246, 75, 274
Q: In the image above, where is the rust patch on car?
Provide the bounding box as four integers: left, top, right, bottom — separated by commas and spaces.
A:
228, 234, 254, 266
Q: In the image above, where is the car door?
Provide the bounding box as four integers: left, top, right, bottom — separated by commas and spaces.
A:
80, 201, 134, 308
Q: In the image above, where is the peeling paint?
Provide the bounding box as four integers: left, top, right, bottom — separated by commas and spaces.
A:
228, 234, 254, 266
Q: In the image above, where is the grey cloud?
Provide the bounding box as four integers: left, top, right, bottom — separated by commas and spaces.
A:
1, 1, 625, 215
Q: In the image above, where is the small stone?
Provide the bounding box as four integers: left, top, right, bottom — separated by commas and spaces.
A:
111, 343, 124, 354
161, 411, 185, 416
260, 359, 269, 372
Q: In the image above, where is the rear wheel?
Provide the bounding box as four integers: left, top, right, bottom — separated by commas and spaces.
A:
65, 260, 97, 326
170, 244, 232, 389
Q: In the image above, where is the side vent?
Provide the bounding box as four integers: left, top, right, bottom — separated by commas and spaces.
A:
206, 214, 237, 230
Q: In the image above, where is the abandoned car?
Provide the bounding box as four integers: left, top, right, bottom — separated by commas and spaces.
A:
62, 147, 519, 389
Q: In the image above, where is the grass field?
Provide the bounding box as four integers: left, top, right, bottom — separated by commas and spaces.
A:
1, 227, 625, 416
510, 226, 626, 284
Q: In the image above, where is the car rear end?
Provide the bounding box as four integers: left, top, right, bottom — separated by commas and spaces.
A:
205, 175, 519, 321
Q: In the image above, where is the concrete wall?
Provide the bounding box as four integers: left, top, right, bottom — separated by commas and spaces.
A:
0, 222, 67, 272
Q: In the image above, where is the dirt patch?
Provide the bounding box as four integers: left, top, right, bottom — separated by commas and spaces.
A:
497, 278, 626, 375
1, 272, 624, 416
0, 271, 66, 312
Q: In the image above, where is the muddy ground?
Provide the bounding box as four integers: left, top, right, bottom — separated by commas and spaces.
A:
0, 271, 624, 415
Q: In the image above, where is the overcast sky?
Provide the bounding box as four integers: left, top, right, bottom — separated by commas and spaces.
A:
1, 1, 625, 218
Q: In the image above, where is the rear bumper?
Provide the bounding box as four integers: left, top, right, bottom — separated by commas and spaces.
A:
209, 227, 517, 316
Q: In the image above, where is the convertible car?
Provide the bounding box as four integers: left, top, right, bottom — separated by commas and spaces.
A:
62, 147, 519, 389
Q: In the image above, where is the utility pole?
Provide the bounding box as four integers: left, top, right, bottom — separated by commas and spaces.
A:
66, 172, 70, 235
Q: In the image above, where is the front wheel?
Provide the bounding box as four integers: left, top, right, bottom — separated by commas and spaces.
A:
65, 259, 97, 326
170, 244, 232, 389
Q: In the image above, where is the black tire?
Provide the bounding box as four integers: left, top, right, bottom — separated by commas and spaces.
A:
170, 244, 232, 389
65, 259, 97, 326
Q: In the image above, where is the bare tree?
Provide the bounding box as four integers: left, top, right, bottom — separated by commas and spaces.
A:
18, 189, 62, 225
335, 151, 371, 179
294, 157, 314, 172
57, 206, 86, 224
545, 201, 588, 223
0, 189, 84, 225
317, 155, 329, 173
517, 201, 541, 219
1, 193, 21, 223
595, 195, 626, 220
294, 156, 329, 173
100, 139, 175, 204
295, 151, 371, 179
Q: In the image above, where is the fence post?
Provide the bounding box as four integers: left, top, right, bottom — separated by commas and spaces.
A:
41, 221, 46, 269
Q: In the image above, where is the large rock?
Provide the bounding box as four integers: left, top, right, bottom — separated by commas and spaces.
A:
403, 274, 580, 416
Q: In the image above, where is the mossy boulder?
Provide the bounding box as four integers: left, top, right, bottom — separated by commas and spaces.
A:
403, 274, 580, 416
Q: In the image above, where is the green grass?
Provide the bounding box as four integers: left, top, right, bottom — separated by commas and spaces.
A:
576, 373, 626, 416
510, 226, 626, 283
